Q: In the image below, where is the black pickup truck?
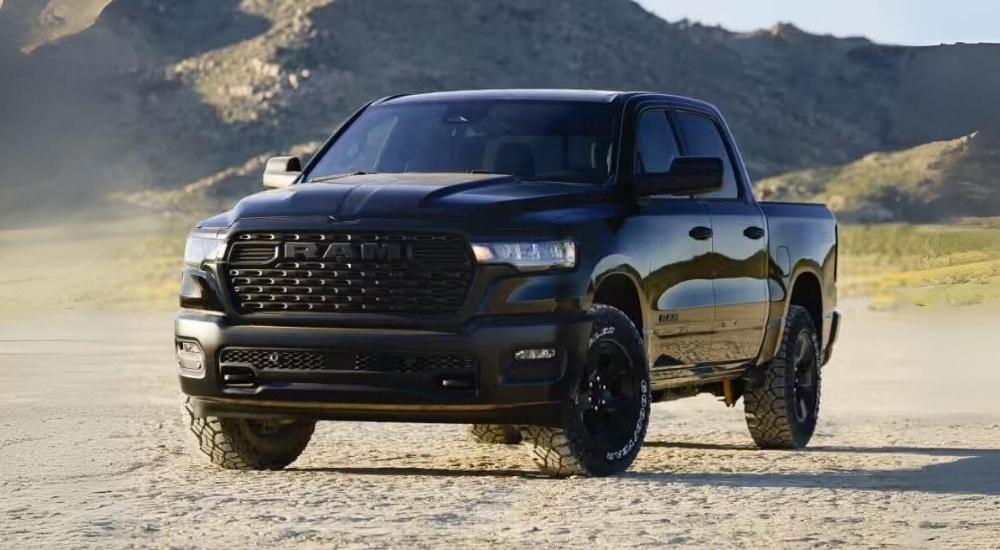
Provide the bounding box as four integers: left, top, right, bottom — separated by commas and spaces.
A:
176, 89, 840, 477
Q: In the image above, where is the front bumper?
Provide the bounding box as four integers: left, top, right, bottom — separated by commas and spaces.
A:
176, 310, 592, 426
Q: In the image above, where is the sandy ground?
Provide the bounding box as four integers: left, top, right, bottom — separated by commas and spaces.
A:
2, 298, 1000, 549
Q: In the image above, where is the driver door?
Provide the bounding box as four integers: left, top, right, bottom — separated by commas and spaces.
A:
631, 108, 717, 376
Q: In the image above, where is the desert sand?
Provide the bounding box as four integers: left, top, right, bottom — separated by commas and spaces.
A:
2, 297, 999, 549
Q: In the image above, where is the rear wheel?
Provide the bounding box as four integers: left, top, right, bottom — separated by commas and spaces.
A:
743, 305, 822, 449
184, 398, 316, 470
523, 304, 651, 477
468, 424, 522, 444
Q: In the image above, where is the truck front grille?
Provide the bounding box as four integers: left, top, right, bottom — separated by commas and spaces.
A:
220, 348, 326, 371
219, 348, 477, 374
224, 232, 474, 317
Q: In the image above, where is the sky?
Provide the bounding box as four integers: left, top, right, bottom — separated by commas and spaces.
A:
637, 0, 1000, 46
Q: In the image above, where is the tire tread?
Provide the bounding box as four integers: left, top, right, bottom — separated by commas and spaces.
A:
743, 305, 822, 449
184, 398, 315, 470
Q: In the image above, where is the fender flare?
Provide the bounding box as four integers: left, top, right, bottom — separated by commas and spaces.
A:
754, 260, 825, 368
588, 259, 650, 334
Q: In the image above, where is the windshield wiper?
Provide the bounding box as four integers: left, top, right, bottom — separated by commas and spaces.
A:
311, 171, 378, 183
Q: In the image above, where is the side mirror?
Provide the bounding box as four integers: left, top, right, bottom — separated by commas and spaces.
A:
633, 156, 724, 198
263, 156, 302, 189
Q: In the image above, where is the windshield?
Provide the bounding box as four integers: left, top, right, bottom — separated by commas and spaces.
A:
305, 100, 619, 184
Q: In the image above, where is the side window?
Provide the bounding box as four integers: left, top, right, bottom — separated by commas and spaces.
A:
634, 110, 680, 174
673, 111, 740, 199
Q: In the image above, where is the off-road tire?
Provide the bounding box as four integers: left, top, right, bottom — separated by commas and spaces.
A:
184, 398, 316, 470
468, 424, 523, 444
743, 305, 822, 449
522, 304, 652, 477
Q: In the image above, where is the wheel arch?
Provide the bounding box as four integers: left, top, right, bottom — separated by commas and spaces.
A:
754, 261, 826, 367
587, 265, 648, 335
786, 269, 823, 344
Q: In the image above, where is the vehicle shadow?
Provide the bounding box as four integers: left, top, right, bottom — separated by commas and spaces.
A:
286, 465, 550, 479
288, 444, 1000, 496
643, 441, 757, 451
645, 441, 998, 457
633, 442, 1000, 496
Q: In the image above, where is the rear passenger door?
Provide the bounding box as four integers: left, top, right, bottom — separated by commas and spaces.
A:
672, 110, 768, 365
631, 108, 717, 371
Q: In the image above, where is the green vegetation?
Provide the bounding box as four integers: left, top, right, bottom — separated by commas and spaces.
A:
756, 125, 1000, 307
0, 215, 194, 322
838, 220, 1000, 309
759, 138, 961, 210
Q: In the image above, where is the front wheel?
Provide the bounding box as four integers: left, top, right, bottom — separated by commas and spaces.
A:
743, 305, 822, 449
184, 398, 316, 470
523, 304, 652, 477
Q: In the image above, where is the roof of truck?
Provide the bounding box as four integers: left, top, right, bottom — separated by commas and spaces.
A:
374, 89, 720, 113
379, 89, 622, 104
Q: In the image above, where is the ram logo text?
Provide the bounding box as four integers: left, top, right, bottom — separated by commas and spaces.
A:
283, 242, 404, 261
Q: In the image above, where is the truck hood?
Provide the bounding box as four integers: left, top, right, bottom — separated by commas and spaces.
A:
229, 172, 614, 222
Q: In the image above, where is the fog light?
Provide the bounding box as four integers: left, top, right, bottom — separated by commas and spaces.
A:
176, 340, 205, 378
514, 348, 556, 361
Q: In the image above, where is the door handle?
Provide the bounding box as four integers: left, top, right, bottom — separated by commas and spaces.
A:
688, 226, 713, 240
743, 226, 765, 240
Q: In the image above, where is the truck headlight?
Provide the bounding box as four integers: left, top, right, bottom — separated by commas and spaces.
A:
184, 229, 226, 267
471, 240, 576, 271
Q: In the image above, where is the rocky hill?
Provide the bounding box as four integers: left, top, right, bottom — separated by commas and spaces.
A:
1, 0, 999, 225
757, 127, 1000, 223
